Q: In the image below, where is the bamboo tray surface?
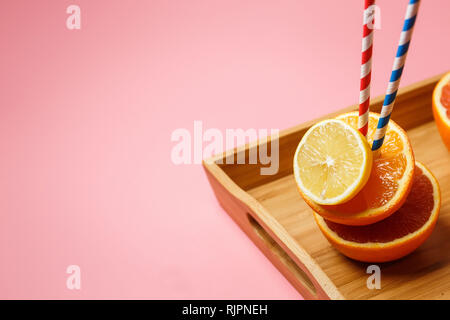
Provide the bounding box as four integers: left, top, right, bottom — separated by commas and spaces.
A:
203, 74, 450, 300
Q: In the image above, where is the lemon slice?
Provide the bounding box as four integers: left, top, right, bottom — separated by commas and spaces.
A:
293, 119, 373, 205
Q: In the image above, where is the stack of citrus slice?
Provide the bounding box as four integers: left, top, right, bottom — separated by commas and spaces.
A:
294, 111, 441, 263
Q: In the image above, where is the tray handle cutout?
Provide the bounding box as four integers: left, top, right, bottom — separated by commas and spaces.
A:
247, 213, 317, 297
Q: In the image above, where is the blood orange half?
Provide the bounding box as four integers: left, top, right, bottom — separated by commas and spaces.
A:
314, 162, 441, 263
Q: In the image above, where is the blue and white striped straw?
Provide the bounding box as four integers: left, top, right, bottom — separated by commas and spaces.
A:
372, 0, 420, 151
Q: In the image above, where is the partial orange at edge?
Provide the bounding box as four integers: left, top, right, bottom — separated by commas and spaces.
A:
432, 72, 450, 151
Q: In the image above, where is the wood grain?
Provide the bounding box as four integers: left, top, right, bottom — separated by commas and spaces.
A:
203, 73, 450, 299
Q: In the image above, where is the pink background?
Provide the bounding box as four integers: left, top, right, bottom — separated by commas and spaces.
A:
1, 1, 449, 299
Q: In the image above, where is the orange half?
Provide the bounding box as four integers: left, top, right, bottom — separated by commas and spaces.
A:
314, 162, 440, 263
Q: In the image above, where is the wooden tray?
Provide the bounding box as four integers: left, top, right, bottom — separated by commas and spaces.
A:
203, 73, 450, 300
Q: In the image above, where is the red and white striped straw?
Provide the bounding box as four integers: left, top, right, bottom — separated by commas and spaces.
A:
358, 0, 375, 138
